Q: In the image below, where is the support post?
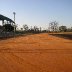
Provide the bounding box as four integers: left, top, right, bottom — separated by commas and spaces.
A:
13, 12, 16, 37
2, 20, 4, 25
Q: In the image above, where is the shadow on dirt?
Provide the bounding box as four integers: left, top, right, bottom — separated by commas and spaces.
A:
0, 33, 34, 41
49, 34, 72, 40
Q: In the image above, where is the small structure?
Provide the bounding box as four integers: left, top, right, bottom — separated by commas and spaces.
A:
0, 14, 15, 38
0, 14, 15, 25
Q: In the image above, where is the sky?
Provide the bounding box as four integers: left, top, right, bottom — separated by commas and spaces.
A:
0, 0, 72, 29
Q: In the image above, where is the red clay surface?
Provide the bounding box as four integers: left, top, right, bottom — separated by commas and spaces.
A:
0, 33, 72, 72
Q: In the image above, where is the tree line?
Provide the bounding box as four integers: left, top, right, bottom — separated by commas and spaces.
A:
20, 21, 72, 33
0, 21, 72, 34
49, 21, 72, 32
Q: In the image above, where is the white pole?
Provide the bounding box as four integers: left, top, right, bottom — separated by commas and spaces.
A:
13, 12, 16, 36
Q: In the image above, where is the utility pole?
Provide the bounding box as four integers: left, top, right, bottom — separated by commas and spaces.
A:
13, 12, 16, 36
13, 12, 16, 23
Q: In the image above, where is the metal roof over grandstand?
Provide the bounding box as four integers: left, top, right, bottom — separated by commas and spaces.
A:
0, 14, 15, 23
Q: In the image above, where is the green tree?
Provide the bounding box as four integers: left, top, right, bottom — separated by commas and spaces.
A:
59, 26, 67, 32
33, 26, 39, 32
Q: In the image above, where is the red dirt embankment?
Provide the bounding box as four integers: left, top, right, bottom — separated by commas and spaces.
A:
0, 33, 72, 72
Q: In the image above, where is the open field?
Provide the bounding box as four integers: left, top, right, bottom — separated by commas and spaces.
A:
0, 33, 72, 72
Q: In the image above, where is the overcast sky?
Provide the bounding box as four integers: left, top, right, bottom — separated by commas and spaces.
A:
0, 0, 72, 29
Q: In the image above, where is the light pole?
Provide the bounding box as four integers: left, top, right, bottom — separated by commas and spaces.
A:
13, 12, 16, 36
13, 12, 16, 23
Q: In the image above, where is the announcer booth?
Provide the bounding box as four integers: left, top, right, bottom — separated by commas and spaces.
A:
0, 14, 17, 38
0, 14, 15, 25
0, 14, 16, 32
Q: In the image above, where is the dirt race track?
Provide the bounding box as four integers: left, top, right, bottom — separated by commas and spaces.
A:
0, 33, 72, 72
